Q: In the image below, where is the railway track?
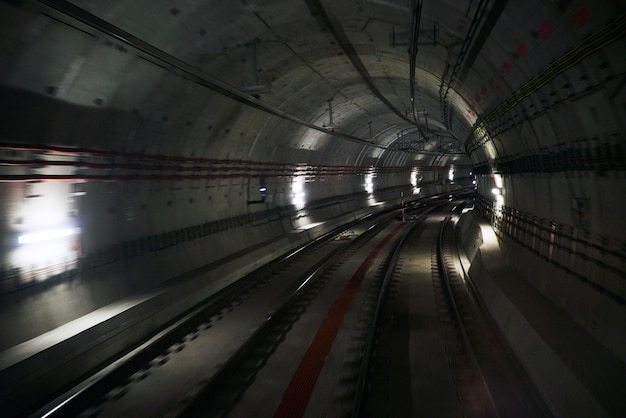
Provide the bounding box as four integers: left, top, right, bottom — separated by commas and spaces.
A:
35, 218, 387, 417
32, 191, 547, 418
434, 205, 500, 418
32, 194, 453, 418
363, 201, 550, 418
192, 201, 444, 418
435, 206, 550, 418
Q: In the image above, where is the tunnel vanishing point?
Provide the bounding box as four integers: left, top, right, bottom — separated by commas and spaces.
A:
0, 0, 625, 417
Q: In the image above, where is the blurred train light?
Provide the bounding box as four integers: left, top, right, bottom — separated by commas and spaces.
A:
365, 172, 374, 195
494, 173, 503, 188
410, 168, 421, 194
18, 227, 79, 245
492, 174, 504, 206
291, 176, 306, 210
9, 178, 82, 282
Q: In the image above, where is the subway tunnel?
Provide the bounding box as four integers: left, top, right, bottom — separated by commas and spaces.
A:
0, 0, 625, 416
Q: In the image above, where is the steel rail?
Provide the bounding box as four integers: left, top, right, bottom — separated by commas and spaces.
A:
178, 217, 396, 417
351, 202, 441, 418
35, 192, 466, 418
437, 206, 501, 418
34, 206, 396, 418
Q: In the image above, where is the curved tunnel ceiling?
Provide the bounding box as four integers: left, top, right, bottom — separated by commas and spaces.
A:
2, 0, 499, 161
3, 0, 621, 167
0, 0, 625, 277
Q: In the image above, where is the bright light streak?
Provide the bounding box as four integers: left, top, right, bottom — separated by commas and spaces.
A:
9, 179, 81, 282
493, 173, 503, 188
291, 176, 306, 210
18, 227, 79, 244
448, 167, 455, 181
298, 221, 323, 230
479, 222, 500, 249
410, 168, 421, 194
11, 239, 78, 278
365, 173, 374, 194
410, 168, 418, 187
492, 174, 504, 206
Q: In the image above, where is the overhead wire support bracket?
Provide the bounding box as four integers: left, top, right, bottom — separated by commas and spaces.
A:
408, 0, 441, 152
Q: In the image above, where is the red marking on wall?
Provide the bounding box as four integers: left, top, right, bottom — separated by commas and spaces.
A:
570, 5, 590, 28
481, 85, 488, 94
273, 223, 405, 418
502, 61, 512, 73
495, 82, 503, 92
538, 21, 553, 39
516, 42, 529, 57
475, 93, 481, 102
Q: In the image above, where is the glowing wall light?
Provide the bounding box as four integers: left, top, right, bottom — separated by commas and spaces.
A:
410, 168, 421, 195
448, 166, 455, 182
9, 179, 81, 282
492, 173, 504, 206
494, 173, 503, 188
291, 175, 306, 210
18, 227, 79, 244
365, 172, 374, 195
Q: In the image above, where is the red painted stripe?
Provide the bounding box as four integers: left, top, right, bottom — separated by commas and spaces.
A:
273, 223, 405, 418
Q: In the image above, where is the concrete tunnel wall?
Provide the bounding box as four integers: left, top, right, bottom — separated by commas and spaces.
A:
0, 1, 473, 346
0, 0, 624, 407
457, 212, 625, 417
